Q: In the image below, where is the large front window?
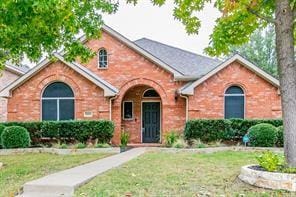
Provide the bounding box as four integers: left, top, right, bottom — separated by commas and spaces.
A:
42, 82, 74, 121
224, 85, 245, 119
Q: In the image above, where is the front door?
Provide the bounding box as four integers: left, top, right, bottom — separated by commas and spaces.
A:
142, 102, 160, 143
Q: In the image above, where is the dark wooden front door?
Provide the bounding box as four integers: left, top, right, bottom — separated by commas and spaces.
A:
142, 102, 160, 143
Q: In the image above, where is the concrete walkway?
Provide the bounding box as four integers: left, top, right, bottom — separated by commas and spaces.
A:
21, 147, 147, 197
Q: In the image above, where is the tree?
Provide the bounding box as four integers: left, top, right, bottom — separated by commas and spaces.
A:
230, 26, 277, 77
0, 0, 118, 69
129, 0, 296, 166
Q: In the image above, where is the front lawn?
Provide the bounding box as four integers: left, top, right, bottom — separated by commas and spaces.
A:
76, 151, 291, 196
0, 153, 112, 196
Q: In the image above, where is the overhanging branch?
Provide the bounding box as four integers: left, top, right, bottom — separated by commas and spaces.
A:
247, 7, 276, 24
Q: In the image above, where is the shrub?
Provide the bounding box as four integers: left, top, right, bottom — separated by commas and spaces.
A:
164, 131, 179, 147
249, 123, 277, 147
184, 119, 282, 142
1, 126, 31, 148
276, 126, 284, 147
120, 131, 129, 147
172, 138, 188, 148
59, 143, 68, 149
95, 143, 111, 148
256, 151, 283, 172
0, 124, 5, 148
75, 143, 86, 149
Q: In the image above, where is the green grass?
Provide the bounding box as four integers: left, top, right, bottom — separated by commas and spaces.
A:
76, 151, 292, 197
0, 153, 112, 196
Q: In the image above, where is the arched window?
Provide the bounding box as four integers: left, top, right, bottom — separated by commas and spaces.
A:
42, 82, 74, 121
98, 48, 108, 68
224, 85, 245, 119
143, 88, 160, 98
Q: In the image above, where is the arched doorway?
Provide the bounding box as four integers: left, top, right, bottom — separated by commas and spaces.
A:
121, 85, 162, 143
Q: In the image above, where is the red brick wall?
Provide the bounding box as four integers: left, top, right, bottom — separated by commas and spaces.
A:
7, 61, 109, 121
188, 61, 282, 119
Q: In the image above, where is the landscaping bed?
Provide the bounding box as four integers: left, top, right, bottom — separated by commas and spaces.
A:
75, 151, 291, 196
0, 152, 113, 196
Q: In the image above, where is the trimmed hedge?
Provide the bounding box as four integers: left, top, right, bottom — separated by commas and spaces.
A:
0, 120, 114, 144
1, 126, 31, 148
0, 124, 5, 148
248, 123, 278, 147
184, 119, 283, 142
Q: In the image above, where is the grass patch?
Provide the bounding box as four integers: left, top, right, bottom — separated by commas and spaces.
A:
0, 152, 112, 196
76, 151, 291, 196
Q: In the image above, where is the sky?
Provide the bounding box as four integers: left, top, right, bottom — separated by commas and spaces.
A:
25, 1, 221, 67
103, 1, 220, 55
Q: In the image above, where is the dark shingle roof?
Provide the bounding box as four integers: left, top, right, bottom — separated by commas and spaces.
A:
134, 38, 222, 77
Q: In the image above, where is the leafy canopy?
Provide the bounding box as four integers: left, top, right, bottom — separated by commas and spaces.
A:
0, 0, 118, 69
230, 26, 277, 77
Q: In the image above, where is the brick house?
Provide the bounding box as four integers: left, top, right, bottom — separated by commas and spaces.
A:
0, 25, 281, 144
0, 64, 29, 122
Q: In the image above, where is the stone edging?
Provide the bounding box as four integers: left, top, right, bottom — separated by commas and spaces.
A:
147, 146, 283, 154
0, 147, 119, 155
239, 164, 296, 191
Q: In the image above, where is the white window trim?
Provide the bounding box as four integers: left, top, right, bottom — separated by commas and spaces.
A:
98, 48, 108, 69
41, 97, 75, 121
223, 86, 245, 119
122, 101, 134, 120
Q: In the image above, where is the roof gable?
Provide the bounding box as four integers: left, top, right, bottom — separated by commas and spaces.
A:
179, 54, 280, 95
0, 53, 118, 98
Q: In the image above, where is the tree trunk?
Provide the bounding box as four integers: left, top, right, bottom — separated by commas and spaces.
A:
275, 0, 296, 166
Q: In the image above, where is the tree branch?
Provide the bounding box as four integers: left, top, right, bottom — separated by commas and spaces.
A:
247, 7, 276, 24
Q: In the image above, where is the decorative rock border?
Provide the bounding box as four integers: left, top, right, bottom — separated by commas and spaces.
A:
239, 165, 296, 191
0, 147, 119, 155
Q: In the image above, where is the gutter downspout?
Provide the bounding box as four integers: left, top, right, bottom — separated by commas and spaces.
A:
109, 96, 117, 121
180, 94, 189, 121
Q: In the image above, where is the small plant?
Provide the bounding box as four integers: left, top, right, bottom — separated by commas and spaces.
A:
75, 142, 86, 149
165, 131, 179, 147
172, 138, 188, 148
190, 139, 207, 148
276, 126, 284, 147
249, 123, 277, 147
120, 131, 129, 148
59, 143, 68, 149
95, 143, 111, 148
256, 151, 283, 172
1, 126, 31, 149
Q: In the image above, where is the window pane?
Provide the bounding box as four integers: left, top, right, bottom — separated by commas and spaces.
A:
225, 86, 244, 94
42, 100, 57, 120
59, 99, 74, 120
43, 82, 74, 98
124, 102, 133, 119
98, 49, 108, 68
143, 89, 159, 97
225, 96, 244, 119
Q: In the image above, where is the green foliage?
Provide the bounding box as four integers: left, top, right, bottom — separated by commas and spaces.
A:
0, 120, 114, 145
184, 119, 282, 143
0, 124, 5, 148
1, 126, 31, 149
164, 131, 179, 147
75, 143, 86, 149
276, 126, 284, 147
172, 138, 188, 149
0, 1, 118, 67
95, 143, 111, 148
249, 123, 277, 147
230, 26, 277, 77
59, 143, 68, 149
256, 151, 283, 172
120, 131, 129, 148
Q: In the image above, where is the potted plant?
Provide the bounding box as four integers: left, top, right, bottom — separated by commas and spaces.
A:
120, 130, 129, 153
